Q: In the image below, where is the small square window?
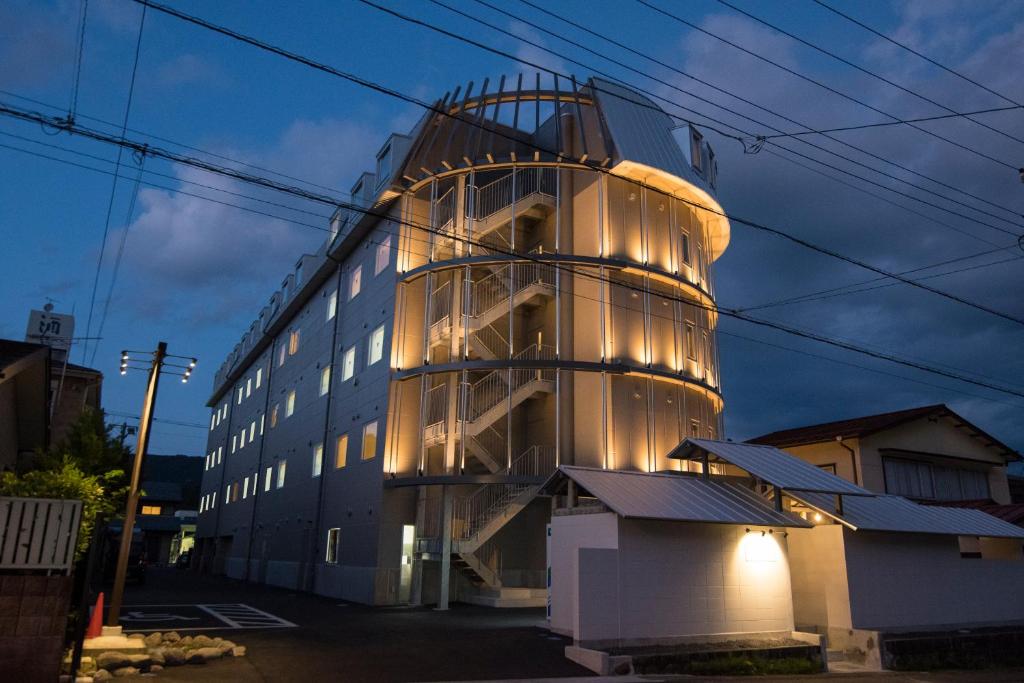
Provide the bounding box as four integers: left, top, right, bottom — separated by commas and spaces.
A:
286, 390, 296, 417
368, 325, 385, 365
217, 447, 223, 464
246, 377, 252, 398
375, 235, 391, 275
313, 443, 323, 477
276, 460, 287, 489
242, 476, 249, 499
325, 528, 340, 564
256, 367, 263, 388
249, 420, 256, 442
689, 126, 703, 173
335, 433, 348, 469
237, 386, 243, 405
211, 492, 217, 508
685, 323, 697, 361
320, 366, 331, 397
289, 329, 300, 355
278, 344, 286, 367
342, 347, 355, 381
679, 230, 691, 266
264, 466, 272, 492
349, 266, 362, 300
225, 484, 231, 503
361, 421, 378, 461
231, 434, 237, 453
271, 404, 280, 428
210, 414, 216, 431
141, 505, 161, 515
260, 414, 265, 435
327, 290, 337, 321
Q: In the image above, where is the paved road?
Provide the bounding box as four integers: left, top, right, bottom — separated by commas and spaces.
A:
118, 569, 1024, 682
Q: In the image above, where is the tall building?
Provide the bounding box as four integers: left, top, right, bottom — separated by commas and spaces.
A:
196, 76, 731, 606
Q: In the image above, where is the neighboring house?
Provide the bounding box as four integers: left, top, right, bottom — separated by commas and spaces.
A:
132, 455, 203, 565
749, 404, 1018, 507
197, 74, 730, 606
0, 339, 102, 471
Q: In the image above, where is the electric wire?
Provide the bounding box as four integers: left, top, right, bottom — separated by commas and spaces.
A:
5, 132, 1018, 397
367, 0, 1024, 245
635, 0, 1021, 171
759, 105, 1023, 140
81, 3, 147, 364
713, 0, 1024, 146
809, 0, 1024, 110
69, 0, 89, 119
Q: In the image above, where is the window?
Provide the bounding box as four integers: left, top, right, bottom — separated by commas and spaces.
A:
242, 476, 249, 499
237, 386, 243, 405
679, 229, 691, 265
249, 420, 256, 442
689, 125, 703, 173
368, 325, 385, 365
289, 329, 300, 355
342, 347, 355, 381
320, 366, 331, 396
217, 447, 223, 465
231, 434, 237, 453
232, 482, 239, 502
200, 496, 205, 513
286, 390, 296, 417
270, 404, 279, 428
349, 265, 362, 300
252, 471, 258, 492
264, 467, 272, 492
211, 491, 216, 508
361, 421, 378, 461
238, 428, 245, 449
141, 505, 161, 516
210, 414, 216, 431
883, 457, 991, 501
708, 146, 717, 188
690, 419, 700, 436
327, 290, 337, 321
225, 484, 231, 503
335, 433, 348, 469
260, 414, 265, 435
276, 460, 287, 489
312, 443, 323, 477
375, 235, 391, 275
221, 403, 227, 420
246, 377, 252, 398
325, 528, 340, 564
685, 323, 697, 360
330, 214, 342, 241
376, 143, 392, 181
255, 367, 263, 388
703, 331, 711, 370
278, 344, 286, 367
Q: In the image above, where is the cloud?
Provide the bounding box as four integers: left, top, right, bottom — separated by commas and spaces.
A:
0, 0, 77, 89
154, 53, 227, 88
508, 20, 568, 75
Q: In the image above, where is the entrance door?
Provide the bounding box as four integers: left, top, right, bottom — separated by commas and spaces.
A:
399, 525, 415, 603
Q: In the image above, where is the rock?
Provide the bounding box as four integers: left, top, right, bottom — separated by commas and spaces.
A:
150, 665, 163, 672
112, 667, 140, 677
162, 632, 180, 643
96, 652, 130, 671
128, 633, 146, 641
179, 636, 193, 647
148, 650, 165, 666
93, 671, 113, 682
216, 640, 236, 652
186, 652, 206, 665
75, 677, 92, 683
144, 633, 163, 648
162, 648, 186, 666
192, 647, 223, 662
192, 634, 214, 647
230, 645, 247, 658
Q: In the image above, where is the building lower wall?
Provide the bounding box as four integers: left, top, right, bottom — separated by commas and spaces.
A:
550, 512, 796, 647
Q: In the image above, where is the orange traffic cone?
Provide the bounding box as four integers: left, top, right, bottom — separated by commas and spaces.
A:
86, 592, 104, 639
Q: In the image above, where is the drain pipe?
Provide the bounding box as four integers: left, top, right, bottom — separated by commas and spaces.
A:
835, 436, 860, 486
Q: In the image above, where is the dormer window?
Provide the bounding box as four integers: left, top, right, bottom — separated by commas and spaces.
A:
352, 180, 363, 201
376, 143, 392, 185
708, 146, 717, 188
689, 125, 703, 175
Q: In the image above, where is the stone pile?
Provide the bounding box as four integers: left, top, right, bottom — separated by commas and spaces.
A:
63, 632, 247, 680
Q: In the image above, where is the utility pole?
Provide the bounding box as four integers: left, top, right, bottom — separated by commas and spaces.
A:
107, 342, 196, 626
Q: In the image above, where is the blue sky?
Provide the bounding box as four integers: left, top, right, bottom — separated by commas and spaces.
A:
2, 0, 1023, 459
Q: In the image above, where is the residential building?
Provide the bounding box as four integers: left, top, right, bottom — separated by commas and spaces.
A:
196, 75, 729, 605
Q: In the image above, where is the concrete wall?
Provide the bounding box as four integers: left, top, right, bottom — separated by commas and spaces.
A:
550, 512, 796, 646
843, 529, 1024, 629
787, 525, 852, 630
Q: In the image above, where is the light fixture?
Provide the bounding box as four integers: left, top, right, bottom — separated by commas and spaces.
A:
813, 512, 823, 523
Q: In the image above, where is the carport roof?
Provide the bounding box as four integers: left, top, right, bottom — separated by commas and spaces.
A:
670, 438, 872, 496
543, 466, 811, 528
790, 491, 1024, 538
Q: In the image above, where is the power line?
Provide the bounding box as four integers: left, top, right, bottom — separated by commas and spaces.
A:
82, 3, 147, 365
41, 2, 1024, 322
504, 0, 1023, 229
69, 0, 89, 119
635, 0, 1022, 172
371, 0, 1024, 247
106, 409, 207, 430
713, 0, 1024, 147
759, 105, 1024, 140
4, 127, 1019, 398
809, 0, 1024, 110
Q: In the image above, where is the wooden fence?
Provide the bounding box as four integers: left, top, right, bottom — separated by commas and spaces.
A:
0, 496, 83, 574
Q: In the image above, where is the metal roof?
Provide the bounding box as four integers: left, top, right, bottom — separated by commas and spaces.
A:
791, 491, 1024, 539
546, 466, 811, 528
670, 438, 872, 496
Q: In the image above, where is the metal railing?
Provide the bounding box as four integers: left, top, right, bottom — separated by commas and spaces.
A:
435, 186, 456, 233
470, 323, 508, 359
466, 167, 557, 221
469, 262, 556, 320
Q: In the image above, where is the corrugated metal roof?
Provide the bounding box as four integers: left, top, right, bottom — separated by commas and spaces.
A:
550, 466, 810, 528
589, 78, 712, 196
791, 491, 1024, 539
672, 439, 871, 496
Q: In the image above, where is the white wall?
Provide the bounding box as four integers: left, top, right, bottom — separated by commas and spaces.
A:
550, 512, 796, 646
787, 526, 852, 630
843, 530, 1024, 629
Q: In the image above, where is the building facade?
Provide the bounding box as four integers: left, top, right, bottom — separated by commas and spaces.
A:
196, 76, 731, 605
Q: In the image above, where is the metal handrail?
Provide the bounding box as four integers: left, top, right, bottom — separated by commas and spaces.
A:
466, 167, 557, 221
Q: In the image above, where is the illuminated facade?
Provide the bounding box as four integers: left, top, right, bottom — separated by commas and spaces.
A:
196, 76, 731, 606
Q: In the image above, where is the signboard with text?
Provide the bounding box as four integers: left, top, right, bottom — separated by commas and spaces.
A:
25, 309, 75, 352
